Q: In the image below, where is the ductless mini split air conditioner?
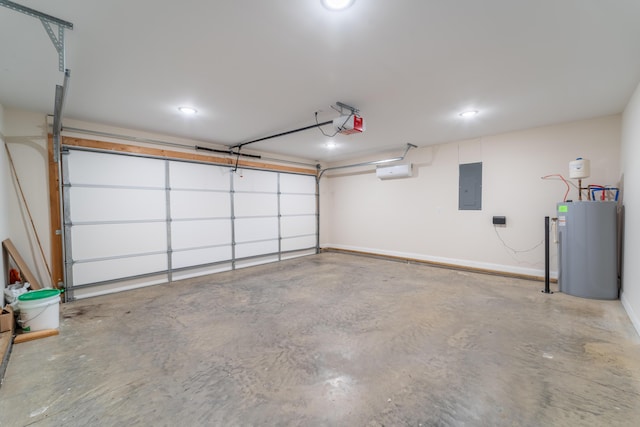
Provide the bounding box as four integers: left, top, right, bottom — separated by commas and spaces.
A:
376, 164, 413, 180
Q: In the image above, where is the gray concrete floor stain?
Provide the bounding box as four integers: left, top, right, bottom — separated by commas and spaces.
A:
1, 253, 640, 426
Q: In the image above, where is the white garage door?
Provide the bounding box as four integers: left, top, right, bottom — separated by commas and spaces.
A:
62, 148, 317, 300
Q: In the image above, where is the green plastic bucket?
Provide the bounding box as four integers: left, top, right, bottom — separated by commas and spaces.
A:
17, 289, 62, 332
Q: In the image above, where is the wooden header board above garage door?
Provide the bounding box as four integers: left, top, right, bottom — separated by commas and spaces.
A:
57, 143, 318, 300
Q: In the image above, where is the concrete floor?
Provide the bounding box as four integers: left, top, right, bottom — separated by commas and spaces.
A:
1, 252, 640, 426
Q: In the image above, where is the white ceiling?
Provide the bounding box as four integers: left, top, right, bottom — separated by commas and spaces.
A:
1, 0, 640, 163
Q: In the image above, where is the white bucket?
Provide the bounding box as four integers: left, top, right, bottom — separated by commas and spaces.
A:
17, 289, 61, 332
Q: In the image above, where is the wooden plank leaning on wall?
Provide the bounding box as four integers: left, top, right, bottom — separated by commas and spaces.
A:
2, 239, 42, 290
47, 135, 318, 296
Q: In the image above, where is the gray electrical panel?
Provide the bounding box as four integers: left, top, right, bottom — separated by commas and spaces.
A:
557, 201, 618, 299
459, 162, 482, 210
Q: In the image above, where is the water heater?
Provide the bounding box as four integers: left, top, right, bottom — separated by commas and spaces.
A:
557, 201, 618, 299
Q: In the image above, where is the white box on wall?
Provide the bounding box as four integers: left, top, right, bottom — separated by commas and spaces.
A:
376, 164, 413, 180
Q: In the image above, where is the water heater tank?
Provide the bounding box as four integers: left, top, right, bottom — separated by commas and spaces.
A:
557, 201, 618, 299
569, 157, 590, 179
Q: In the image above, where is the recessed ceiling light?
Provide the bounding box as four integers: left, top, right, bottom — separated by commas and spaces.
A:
178, 106, 197, 114
459, 110, 479, 118
321, 0, 355, 11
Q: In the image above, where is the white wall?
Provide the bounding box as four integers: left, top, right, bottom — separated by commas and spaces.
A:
620, 81, 640, 335
3, 109, 51, 288
320, 115, 621, 278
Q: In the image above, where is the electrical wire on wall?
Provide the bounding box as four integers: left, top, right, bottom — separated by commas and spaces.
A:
493, 225, 545, 266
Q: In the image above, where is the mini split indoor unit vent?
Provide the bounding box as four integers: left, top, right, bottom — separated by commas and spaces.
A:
376, 164, 413, 180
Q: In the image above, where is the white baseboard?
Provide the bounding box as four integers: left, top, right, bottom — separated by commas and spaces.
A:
321, 243, 558, 279
621, 291, 640, 338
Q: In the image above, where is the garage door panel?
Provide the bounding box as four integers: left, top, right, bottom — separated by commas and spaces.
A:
71, 223, 167, 260
281, 248, 316, 260
235, 217, 278, 243
281, 215, 316, 238
280, 194, 316, 215
67, 150, 165, 188
69, 187, 166, 222
280, 174, 316, 194
235, 240, 279, 259
282, 235, 317, 252
171, 219, 232, 249
233, 169, 277, 192
71, 275, 169, 299
170, 161, 230, 191
172, 246, 232, 269
72, 254, 168, 286
234, 193, 278, 217
235, 255, 280, 269
170, 190, 230, 219
171, 265, 232, 281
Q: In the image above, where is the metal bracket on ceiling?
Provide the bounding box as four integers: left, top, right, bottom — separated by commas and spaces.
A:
41, 19, 68, 72
0, 0, 74, 71
334, 101, 360, 115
